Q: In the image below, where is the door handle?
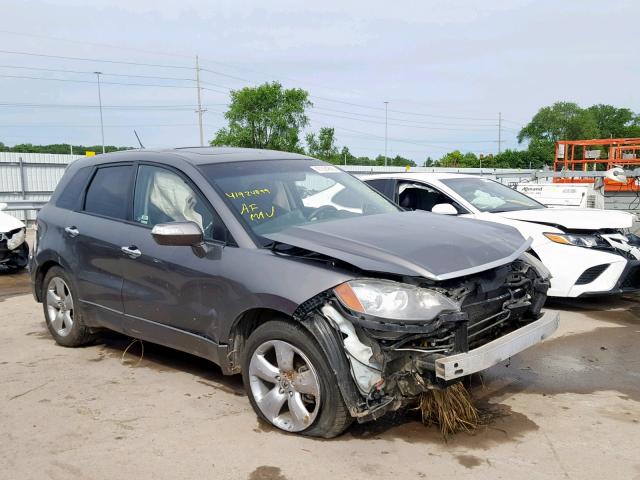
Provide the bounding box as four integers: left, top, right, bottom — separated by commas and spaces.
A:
64, 226, 79, 238
121, 246, 142, 259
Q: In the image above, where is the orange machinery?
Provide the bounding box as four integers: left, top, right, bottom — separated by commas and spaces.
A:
553, 138, 640, 191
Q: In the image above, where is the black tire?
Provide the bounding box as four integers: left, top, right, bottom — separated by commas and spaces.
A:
41, 266, 94, 347
241, 319, 353, 438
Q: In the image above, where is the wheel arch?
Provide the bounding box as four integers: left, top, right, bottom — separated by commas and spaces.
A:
227, 305, 363, 418
226, 307, 294, 374
33, 259, 62, 302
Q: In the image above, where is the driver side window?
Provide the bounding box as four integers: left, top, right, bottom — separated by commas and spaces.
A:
133, 165, 226, 242
397, 182, 466, 214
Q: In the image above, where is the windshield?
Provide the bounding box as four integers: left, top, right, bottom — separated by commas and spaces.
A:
441, 177, 545, 213
200, 160, 400, 241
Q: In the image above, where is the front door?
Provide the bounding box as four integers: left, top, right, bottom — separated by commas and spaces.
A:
119, 164, 231, 341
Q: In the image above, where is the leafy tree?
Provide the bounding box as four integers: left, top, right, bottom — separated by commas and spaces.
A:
0, 142, 130, 154
211, 82, 311, 152
586, 104, 640, 138
437, 151, 480, 168
518, 102, 599, 145
423, 156, 436, 167
306, 127, 339, 161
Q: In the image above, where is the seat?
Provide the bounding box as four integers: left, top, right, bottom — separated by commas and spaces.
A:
415, 191, 444, 212
399, 189, 420, 209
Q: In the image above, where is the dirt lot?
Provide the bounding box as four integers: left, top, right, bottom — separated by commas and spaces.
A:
1, 269, 639, 480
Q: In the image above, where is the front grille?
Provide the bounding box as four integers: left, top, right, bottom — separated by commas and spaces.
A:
575, 264, 609, 285
620, 266, 640, 290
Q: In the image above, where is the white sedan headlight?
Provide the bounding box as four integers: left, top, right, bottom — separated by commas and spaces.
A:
334, 279, 460, 321
6, 228, 25, 250
544, 232, 608, 248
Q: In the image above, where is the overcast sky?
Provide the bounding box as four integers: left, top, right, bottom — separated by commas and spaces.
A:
1, 0, 638, 162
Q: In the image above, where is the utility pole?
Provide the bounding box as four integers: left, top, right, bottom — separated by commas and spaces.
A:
498, 111, 502, 155
384, 101, 389, 167
94, 72, 105, 154
195, 55, 206, 147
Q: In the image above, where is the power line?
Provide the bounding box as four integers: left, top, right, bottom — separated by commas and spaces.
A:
0, 49, 193, 70
311, 105, 499, 127
0, 102, 226, 110
308, 110, 500, 131
0, 73, 200, 89
0, 64, 196, 82
0, 49, 516, 123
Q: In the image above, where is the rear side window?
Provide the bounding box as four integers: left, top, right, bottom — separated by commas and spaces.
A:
365, 178, 395, 201
56, 166, 92, 210
84, 165, 133, 220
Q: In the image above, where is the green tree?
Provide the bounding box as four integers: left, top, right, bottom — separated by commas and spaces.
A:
0, 142, 130, 154
437, 150, 477, 167
306, 127, 339, 161
586, 104, 640, 138
518, 102, 598, 144
423, 156, 437, 167
372, 154, 416, 167
211, 82, 311, 152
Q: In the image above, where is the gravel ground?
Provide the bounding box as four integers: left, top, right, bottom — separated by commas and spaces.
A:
0, 269, 639, 480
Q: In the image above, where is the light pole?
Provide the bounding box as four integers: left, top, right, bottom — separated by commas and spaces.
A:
94, 72, 105, 154
384, 101, 389, 167
195, 55, 206, 146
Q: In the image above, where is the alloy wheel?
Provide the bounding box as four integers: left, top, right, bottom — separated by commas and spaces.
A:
46, 277, 74, 337
248, 339, 321, 432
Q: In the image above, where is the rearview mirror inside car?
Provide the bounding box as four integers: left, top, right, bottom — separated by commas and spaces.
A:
151, 222, 204, 247
431, 203, 457, 215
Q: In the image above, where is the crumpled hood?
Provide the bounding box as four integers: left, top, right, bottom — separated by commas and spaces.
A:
265, 211, 530, 281
0, 210, 25, 233
494, 207, 635, 230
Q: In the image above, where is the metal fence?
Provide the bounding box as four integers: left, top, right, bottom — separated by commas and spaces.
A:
0, 152, 81, 220
1, 153, 639, 221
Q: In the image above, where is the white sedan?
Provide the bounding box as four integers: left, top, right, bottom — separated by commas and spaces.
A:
360, 173, 640, 298
0, 203, 29, 271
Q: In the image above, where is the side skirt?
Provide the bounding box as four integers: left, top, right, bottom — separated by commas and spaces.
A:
80, 300, 232, 374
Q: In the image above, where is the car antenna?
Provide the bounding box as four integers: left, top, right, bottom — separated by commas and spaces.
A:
134, 130, 145, 149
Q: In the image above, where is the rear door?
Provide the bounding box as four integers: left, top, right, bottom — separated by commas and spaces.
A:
66, 163, 134, 319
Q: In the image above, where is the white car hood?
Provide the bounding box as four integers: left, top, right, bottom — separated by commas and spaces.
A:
494, 207, 634, 230
0, 210, 25, 233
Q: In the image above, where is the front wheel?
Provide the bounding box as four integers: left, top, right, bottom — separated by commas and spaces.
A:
241, 320, 353, 438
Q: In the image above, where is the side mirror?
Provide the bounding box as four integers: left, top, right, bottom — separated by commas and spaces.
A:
151, 222, 203, 247
431, 203, 458, 215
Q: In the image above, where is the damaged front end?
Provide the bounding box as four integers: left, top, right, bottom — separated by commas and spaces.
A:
296, 253, 558, 423
0, 226, 28, 270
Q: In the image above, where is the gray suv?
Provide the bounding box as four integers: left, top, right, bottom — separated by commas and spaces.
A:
31, 147, 558, 438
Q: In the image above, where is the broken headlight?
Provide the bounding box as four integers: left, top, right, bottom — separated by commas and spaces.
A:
544, 232, 608, 249
334, 279, 460, 321
6, 227, 26, 250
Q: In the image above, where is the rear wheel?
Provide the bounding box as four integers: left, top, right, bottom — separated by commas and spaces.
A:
241, 319, 353, 438
42, 266, 94, 347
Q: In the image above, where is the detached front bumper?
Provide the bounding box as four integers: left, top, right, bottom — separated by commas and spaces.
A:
435, 310, 559, 381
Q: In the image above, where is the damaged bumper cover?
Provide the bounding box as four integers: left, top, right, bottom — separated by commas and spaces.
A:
434, 310, 559, 381
0, 227, 28, 268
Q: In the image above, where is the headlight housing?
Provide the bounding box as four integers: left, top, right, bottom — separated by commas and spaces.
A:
334, 279, 460, 322
544, 232, 608, 248
6, 227, 26, 251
